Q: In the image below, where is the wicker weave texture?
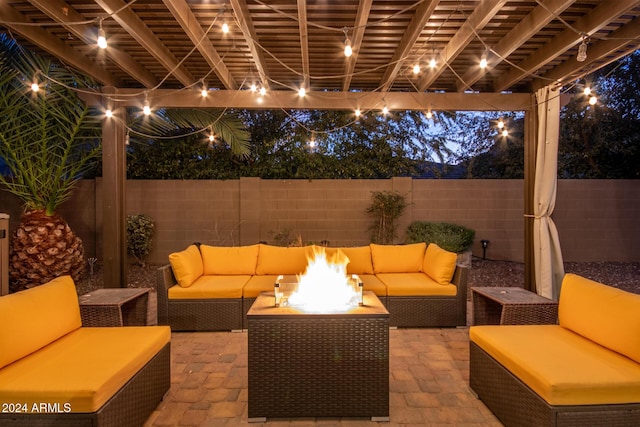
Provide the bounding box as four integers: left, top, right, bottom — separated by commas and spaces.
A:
248, 316, 389, 419
472, 287, 558, 325
0, 343, 171, 427
470, 341, 640, 427
79, 291, 149, 327
167, 299, 242, 331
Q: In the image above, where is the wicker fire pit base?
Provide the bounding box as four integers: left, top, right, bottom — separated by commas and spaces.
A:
247, 291, 389, 421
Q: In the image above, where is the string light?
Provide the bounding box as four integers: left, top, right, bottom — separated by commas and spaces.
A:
382, 105, 389, 115
589, 95, 597, 105
425, 110, 432, 119
502, 129, 508, 137
298, 86, 306, 97
97, 20, 107, 49
143, 99, 151, 116
583, 87, 591, 96
125, 131, 130, 146
249, 83, 257, 92
429, 58, 437, 69
259, 87, 267, 96
208, 128, 215, 143
105, 108, 113, 118
221, 22, 229, 34
343, 28, 353, 57
201, 82, 208, 97
412, 64, 420, 74
479, 56, 488, 69
497, 119, 505, 129
30, 80, 39, 92
577, 35, 588, 62
354, 108, 361, 117
308, 132, 316, 149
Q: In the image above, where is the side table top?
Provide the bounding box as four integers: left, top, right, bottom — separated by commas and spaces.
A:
79, 287, 150, 306
471, 286, 555, 305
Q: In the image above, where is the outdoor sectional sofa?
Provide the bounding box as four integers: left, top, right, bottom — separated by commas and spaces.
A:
0, 276, 171, 427
156, 242, 468, 331
469, 273, 640, 427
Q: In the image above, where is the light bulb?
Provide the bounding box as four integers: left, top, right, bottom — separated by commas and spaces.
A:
105, 109, 113, 118
429, 58, 436, 68
298, 86, 306, 97
425, 111, 432, 119
479, 57, 488, 69
221, 22, 229, 34
583, 87, 591, 96
382, 106, 388, 115
497, 120, 504, 129
31, 81, 39, 92
201, 88, 208, 97
413, 64, 420, 74
259, 87, 266, 96
589, 95, 597, 105
143, 102, 151, 116
97, 27, 107, 49
209, 134, 215, 142
577, 39, 587, 62
355, 108, 361, 117
250, 83, 257, 92
502, 129, 508, 137
344, 39, 352, 57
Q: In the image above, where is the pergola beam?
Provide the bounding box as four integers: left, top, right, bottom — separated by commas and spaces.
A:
95, 0, 195, 87
342, 0, 373, 91
27, 0, 158, 88
418, 0, 506, 91
230, 0, 270, 89
456, 0, 574, 92
493, 0, 640, 91
0, 2, 119, 86
162, 0, 238, 90
297, 0, 310, 88
379, 0, 439, 92
87, 89, 532, 112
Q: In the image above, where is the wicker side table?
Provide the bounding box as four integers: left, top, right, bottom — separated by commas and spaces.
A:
471, 287, 558, 325
79, 288, 150, 327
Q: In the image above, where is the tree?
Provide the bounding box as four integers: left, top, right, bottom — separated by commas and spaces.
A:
0, 38, 102, 291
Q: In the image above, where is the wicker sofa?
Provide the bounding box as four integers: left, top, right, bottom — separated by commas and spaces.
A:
469, 273, 640, 427
0, 276, 171, 427
157, 242, 468, 331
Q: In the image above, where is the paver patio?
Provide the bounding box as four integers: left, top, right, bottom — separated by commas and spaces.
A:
143, 326, 502, 426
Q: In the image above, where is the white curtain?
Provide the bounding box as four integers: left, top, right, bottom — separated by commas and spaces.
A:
533, 86, 565, 300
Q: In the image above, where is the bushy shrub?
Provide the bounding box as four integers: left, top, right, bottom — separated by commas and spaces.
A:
366, 191, 408, 244
406, 221, 475, 253
127, 214, 154, 267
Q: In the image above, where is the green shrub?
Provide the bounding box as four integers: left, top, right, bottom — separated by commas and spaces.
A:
406, 221, 475, 253
366, 191, 409, 244
127, 214, 154, 267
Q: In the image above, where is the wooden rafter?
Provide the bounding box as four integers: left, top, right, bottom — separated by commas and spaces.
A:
162, 0, 237, 90
493, 0, 640, 91
379, 0, 438, 92
417, 0, 507, 92
94, 0, 195, 87
455, 0, 574, 92
297, 0, 309, 88
342, 0, 372, 91
230, 0, 270, 89
0, 1, 119, 86
27, 0, 157, 88
534, 18, 640, 90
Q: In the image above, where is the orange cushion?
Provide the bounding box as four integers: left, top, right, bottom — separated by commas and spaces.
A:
168, 244, 203, 287
242, 275, 281, 298
357, 274, 387, 297
0, 276, 81, 370
168, 275, 249, 299
559, 273, 640, 364
370, 243, 426, 273
377, 272, 457, 296
336, 246, 374, 275
0, 326, 170, 412
200, 244, 260, 275
255, 244, 314, 275
422, 243, 457, 286
470, 325, 640, 405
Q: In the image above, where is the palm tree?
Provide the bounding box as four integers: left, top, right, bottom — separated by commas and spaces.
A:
0, 39, 102, 292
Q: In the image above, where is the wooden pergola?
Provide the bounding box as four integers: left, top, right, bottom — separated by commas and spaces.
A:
2, 0, 639, 289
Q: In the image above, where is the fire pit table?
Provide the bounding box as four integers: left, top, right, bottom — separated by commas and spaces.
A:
247, 290, 389, 422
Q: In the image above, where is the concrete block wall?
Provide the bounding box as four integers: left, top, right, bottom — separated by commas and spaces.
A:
1, 179, 638, 266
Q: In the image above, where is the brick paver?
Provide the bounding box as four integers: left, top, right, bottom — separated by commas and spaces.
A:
144, 327, 502, 426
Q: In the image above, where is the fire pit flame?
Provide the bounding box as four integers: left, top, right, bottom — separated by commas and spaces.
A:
286, 248, 362, 313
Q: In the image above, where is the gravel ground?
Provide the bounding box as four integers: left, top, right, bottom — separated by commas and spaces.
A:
76, 258, 640, 296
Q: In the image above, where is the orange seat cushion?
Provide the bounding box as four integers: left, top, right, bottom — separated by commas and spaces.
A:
168, 275, 250, 299
242, 275, 281, 298
377, 272, 456, 296
0, 326, 170, 413
357, 274, 387, 297
470, 325, 640, 405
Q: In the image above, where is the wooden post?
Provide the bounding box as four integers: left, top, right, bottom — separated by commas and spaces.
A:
101, 89, 127, 288
523, 95, 538, 293
0, 213, 8, 295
